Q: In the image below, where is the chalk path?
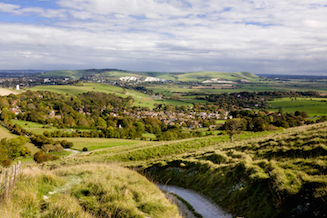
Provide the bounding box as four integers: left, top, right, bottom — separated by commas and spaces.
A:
157, 185, 232, 218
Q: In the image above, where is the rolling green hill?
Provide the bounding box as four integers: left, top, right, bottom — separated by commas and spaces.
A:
39, 68, 260, 83
27, 83, 194, 108
38, 69, 111, 80
175, 71, 260, 82
38, 69, 178, 81
56, 122, 327, 218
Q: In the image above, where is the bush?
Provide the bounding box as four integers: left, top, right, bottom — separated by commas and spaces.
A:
61, 140, 74, 148
1, 159, 12, 167
41, 144, 63, 153
82, 147, 88, 152
33, 151, 60, 163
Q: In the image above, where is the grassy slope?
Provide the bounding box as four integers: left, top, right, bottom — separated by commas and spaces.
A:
1, 164, 181, 218
0, 124, 40, 159
0, 125, 17, 139
5, 122, 327, 217
28, 83, 192, 107
39, 69, 259, 83
39, 69, 177, 81
56, 123, 327, 217
139, 123, 327, 218
55, 137, 147, 151
38, 69, 110, 80
11, 120, 78, 135
176, 71, 260, 82
268, 97, 327, 117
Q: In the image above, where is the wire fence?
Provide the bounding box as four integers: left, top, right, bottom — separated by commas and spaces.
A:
0, 161, 22, 202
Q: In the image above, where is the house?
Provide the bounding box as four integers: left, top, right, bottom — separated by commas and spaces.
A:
48, 110, 55, 119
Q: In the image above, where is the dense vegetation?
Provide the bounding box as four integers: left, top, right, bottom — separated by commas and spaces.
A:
140, 123, 327, 217
202, 91, 320, 109
24, 122, 326, 217
0, 137, 30, 165
0, 164, 181, 218
1, 71, 327, 217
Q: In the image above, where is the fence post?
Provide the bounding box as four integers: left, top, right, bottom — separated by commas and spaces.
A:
4, 169, 9, 199
13, 164, 17, 185
0, 162, 22, 201
10, 165, 14, 188
17, 161, 21, 174
0, 172, 3, 188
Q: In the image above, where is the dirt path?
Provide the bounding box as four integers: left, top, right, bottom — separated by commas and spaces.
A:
64, 148, 82, 157
43, 175, 82, 200
157, 185, 232, 218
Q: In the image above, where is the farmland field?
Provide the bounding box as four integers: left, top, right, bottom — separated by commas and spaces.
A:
267, 97, 327, 117
55, 137, 147, 151
28, 83, 189, 108
175, 71, 260, 82
0, 125, 17, 139
147, 82, 327, 96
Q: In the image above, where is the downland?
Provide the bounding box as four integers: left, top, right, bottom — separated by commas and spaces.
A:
1, 71, 327, 217
1, 122, 326, 217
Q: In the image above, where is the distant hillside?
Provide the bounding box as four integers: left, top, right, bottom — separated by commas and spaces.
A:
175, 71, 260, 82
38, 69, 260, 83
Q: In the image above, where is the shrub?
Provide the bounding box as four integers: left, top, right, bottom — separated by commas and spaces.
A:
82, 147, 88, 152
61, 140, 74, 148
1, 159, 12, 167
33, 151, 60, 163
41, 144, 63, 153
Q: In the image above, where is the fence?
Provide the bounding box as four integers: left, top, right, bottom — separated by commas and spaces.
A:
0, 161, 22, 201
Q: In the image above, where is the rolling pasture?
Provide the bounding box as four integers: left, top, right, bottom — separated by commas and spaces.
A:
268, 97, 327, 117
57, 122, 327, 218
0, 125, 17, 139
55, 137, 147, 151
39, 69, 258, 83
11, 120, 68, 135
175, 71, 260, 82
28, 83, 193, 108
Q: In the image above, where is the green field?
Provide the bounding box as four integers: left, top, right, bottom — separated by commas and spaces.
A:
39, 69, 259, 83
11, 120, 85, 135
142, 133, 156, 139
60, 123, 324, 218
56, 137, 147, 151
0, 124, 42, 163
268, 97, 327, 117
175, 71, 260, 82
37, 69, 112, 80
0, 125, 17, 139
28, 83, 191, 108
147, 82, 327, 97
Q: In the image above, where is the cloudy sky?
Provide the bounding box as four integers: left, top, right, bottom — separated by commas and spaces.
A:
0, 0, 326, 75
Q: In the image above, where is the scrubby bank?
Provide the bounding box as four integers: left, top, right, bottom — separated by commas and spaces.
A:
142, 123, 327, 218
0, 164, 181, 218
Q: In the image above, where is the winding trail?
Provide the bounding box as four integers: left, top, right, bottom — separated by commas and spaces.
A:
64, 148, 82, 157
43, 175, 82, 200
157, 185, 232, 218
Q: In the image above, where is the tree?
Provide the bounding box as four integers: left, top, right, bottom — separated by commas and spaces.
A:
96, 117, 107, 128
224, 119, 243, 142
0, 137, 30, 160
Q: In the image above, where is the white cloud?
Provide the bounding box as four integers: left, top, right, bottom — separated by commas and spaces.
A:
0, 2, 21, 14
0, 0, 326, 74
303, 19, 326, 28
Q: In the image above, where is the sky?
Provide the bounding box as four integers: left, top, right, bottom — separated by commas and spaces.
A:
0, 0, 326, 75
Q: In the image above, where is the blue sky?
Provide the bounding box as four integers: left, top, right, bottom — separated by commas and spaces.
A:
0, 0, 326, 75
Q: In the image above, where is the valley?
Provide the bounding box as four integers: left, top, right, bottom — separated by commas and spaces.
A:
0, 70, 327, 217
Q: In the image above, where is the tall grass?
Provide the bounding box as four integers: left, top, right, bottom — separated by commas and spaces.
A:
140, 122, 327, 217
1, 164, 181, 218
